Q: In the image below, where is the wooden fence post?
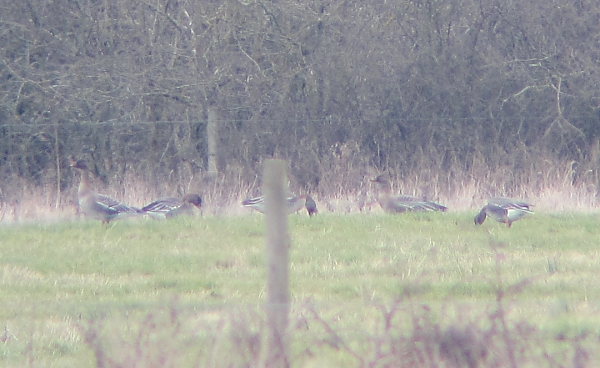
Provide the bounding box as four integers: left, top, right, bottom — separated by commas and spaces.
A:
54, 121, 61, 209
206, 107, 218, 178
262, 159, 291, 368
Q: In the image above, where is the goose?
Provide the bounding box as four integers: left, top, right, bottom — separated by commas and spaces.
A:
69, 158, 142, 223
474, 198, 533, 227
242, 194, 318, 216
141, 194, 202, 219
371, 174, 447, 213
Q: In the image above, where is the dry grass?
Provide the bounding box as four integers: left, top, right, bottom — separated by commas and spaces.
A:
1, 156, 597, 224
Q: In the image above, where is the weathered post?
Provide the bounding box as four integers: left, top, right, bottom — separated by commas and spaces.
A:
54, 121, 61, 209
206, 107, 218, 179
262, 159, 290, 368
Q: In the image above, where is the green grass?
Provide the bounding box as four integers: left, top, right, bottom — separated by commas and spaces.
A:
1, 212, 599, 367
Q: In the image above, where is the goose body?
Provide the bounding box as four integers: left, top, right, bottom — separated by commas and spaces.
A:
242, 194, 318, 216
371, 175, 447, 213
474, 198, 533, 227
70, 159, 141, 223
142, 194, 202, 219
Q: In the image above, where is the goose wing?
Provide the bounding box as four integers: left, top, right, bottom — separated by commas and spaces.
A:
96, 194, 141, 214
391, 197, 447, 212
242, 196, 264, 207
489, 198, 533, 212
142, 197, 182, 214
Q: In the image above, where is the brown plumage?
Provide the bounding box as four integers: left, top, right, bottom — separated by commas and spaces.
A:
242, 194, 318, 216
371, 175, 447, 213
474, 198, 533, 227
70, 158, 141, 223
142, 194, 202, 219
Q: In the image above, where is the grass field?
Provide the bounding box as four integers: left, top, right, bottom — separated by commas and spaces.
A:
1, 212, 599, 367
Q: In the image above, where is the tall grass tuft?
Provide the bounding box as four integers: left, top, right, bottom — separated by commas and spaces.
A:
1, 154, 598, 223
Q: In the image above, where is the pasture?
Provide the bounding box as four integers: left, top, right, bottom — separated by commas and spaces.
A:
1, 212, 599, 367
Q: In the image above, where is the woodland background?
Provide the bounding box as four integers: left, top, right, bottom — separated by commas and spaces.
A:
1, 0, 600, 215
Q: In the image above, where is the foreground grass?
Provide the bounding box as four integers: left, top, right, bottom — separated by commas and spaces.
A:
0, 212, 599, 367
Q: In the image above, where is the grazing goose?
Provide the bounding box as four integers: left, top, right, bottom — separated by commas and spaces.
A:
371, 175, 447, 213
142, 194, 202, 219
474, 198, 533, 227
242, 194, 318, 216
70, 158, 142, 223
